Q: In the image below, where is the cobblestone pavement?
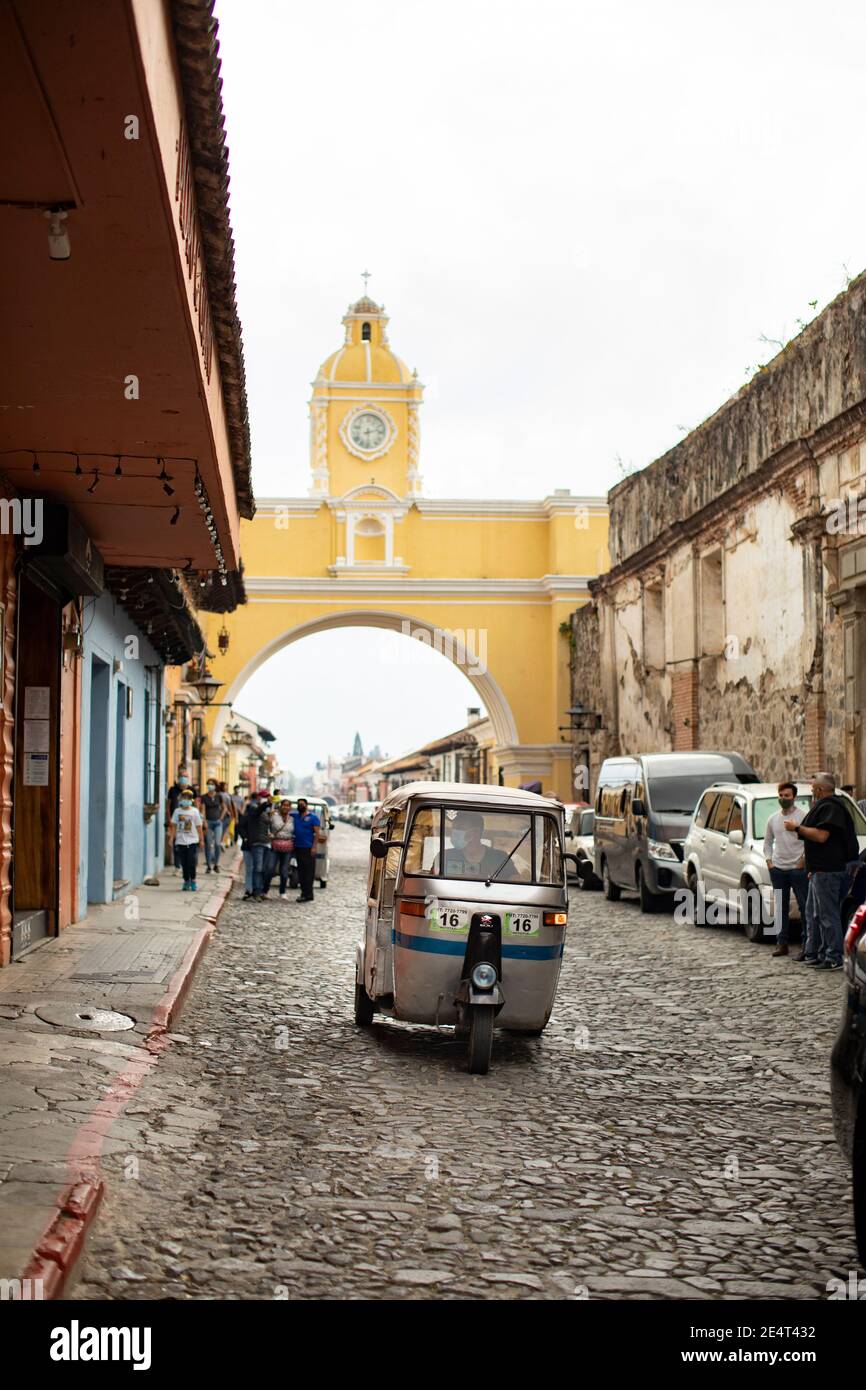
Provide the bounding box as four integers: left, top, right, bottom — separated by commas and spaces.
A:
75, 825, 859, 1300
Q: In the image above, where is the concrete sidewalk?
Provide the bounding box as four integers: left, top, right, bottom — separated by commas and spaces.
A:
0, 853, 239, 1296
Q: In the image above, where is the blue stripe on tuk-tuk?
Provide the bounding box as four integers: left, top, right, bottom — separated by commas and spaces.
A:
392, 929, 563, 961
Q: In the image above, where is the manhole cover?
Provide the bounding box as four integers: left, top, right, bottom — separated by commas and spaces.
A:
34, 1003, 136, 1032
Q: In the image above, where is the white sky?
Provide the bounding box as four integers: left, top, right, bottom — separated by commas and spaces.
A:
215, 0, 866, 776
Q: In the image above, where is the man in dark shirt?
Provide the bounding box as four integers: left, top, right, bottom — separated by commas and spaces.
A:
237, 791, 272, 901
785, 772, 849, 969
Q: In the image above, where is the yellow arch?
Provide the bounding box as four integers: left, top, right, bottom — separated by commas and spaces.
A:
211, 608, 519, 747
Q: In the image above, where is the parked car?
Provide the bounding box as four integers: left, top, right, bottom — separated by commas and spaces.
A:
593, 751, 759, 912
569, 807, 601, 889
831, 898, 866, 1265
356, 800, 382, 831
683, 781, 866, 941
346, 803, 361, 825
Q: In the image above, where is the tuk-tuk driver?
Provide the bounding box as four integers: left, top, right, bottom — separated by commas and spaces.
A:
439, 811, 519, 881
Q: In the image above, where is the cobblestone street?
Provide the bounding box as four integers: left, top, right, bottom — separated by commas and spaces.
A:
75, 824, 858, 1301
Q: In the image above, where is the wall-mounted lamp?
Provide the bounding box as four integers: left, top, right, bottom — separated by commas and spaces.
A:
45, 208, 71, 260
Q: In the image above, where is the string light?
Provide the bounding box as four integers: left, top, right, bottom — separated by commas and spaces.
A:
2, 449, 231, 584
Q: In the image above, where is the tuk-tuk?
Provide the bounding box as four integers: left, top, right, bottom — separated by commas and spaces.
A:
354, 782, 575, 1074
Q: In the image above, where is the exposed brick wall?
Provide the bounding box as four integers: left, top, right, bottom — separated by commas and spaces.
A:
804, 694, 826, 774
671, 665, 699, 750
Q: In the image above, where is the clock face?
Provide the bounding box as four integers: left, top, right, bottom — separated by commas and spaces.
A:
349, 411, 388, 453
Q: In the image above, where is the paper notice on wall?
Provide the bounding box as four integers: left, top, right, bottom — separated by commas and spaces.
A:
23, 752, 49, 786
24, 686, 50, 719
23, 720, 50, 752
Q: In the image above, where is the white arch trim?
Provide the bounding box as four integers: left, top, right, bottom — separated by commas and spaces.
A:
212, 609, 520, 748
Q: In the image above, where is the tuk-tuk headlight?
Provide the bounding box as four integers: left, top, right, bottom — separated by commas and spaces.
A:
471, 962, 497, 990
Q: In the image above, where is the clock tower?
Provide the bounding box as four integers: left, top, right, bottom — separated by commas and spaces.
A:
309, 294, 423, 505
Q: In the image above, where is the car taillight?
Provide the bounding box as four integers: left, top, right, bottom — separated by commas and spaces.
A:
544, 911, 567, 926
845, 902, 866, 956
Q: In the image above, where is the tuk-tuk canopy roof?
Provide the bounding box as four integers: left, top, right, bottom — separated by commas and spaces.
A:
377, 780, 565, 818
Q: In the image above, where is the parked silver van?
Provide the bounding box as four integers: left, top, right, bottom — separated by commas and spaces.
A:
593, 752, 759, 911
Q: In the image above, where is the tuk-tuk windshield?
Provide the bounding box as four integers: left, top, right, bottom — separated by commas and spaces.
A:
403, 806, 563, 884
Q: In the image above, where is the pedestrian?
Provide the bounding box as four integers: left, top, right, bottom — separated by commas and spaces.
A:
231, 784, 244, 843
218, 781, 234, 848
167, 766, 192, 875
169, 789, 204, 892
238, 790, 272, 901
291, 797, 320, 903
785, 772, 859, 971
263, 799, 294, 900
201, 779, 226, 875
763, 781, 809, 957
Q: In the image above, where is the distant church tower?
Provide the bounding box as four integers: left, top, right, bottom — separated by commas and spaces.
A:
352, 732, 363, 758
308, 291, 424, 571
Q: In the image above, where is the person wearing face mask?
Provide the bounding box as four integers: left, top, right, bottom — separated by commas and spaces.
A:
201, 779, 226, 874
169, 791, 205, 892
762, 780, 808, 958
440, 811, 519, 881
167, 767, 191, 875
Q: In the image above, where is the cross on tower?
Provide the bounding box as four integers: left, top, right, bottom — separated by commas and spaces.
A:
361, 269, 371, 293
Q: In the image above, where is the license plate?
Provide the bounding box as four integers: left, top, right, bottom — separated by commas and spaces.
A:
427, 903, 470, 932
504, 910, 540, 937
426, 905, 541, 936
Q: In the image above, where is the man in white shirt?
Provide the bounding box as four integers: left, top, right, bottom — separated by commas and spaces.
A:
763, 780, 808, 957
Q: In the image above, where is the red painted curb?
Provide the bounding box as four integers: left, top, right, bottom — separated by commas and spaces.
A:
20, 1178, 105, 1299
147, 921, 214, 1038
15, 856, 241, 1297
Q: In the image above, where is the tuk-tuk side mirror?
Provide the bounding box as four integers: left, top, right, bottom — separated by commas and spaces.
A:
371, 838, 405, 859
631, 798, 646, 818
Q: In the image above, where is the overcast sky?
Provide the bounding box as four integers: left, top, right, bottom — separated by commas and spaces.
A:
215, 0, 866, 777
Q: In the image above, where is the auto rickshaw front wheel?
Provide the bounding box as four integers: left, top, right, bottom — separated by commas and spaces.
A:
467, 1007, 494, 1074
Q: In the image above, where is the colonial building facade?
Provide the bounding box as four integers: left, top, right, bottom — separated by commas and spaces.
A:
572, 271, 866, 794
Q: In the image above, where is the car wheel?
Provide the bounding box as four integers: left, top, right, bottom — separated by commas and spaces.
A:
601, 860, 621, 902
637, 863, 662, 914
854, 1094, 866, 1267
685, 865, 704, 926
741, 878, 764, 942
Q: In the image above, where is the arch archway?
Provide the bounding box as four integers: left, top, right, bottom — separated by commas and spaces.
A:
211, 609, 520, 750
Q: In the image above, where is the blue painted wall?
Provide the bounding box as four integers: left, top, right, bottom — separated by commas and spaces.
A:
77, 591, 167, 917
